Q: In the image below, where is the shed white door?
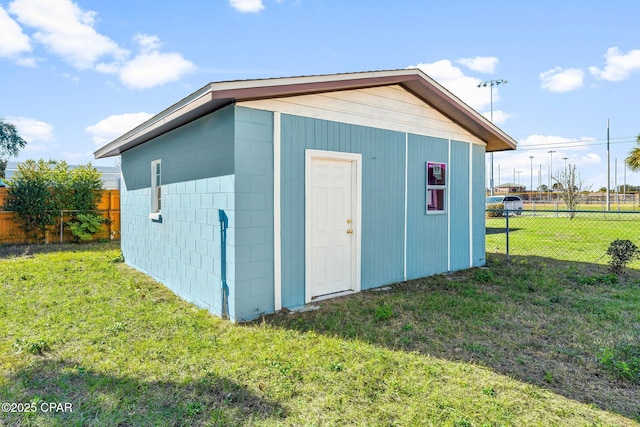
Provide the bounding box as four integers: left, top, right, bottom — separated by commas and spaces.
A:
306, 151, 361, 302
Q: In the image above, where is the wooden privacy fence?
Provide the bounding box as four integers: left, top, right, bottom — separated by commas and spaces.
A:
0, 188, 120, 244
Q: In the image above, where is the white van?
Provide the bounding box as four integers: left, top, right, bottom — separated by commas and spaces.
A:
486, 195, 524, 215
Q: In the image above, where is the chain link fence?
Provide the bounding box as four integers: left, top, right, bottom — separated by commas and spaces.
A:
486, 209, 640, 268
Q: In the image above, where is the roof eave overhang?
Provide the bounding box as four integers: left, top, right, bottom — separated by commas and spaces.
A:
94, 69, 516, 159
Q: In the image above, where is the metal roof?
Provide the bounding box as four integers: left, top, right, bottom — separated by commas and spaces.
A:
94, 69, 517, 159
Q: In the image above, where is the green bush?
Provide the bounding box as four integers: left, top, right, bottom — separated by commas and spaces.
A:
606, 239, 639, 275
3, 160, 57, 242
486, 203, 504, 217
69, 213, 109, 242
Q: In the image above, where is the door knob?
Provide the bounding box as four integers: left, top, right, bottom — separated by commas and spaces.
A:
346, 229, 353, 234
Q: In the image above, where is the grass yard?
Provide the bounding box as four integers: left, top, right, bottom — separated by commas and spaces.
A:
487, 212, 640, 267
1, 242, 639, 426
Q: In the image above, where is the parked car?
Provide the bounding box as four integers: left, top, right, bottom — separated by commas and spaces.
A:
486, 195, 524, 215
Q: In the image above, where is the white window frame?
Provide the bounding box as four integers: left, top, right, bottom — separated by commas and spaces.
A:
426, 161, 447, 214
149, 159, 162, 219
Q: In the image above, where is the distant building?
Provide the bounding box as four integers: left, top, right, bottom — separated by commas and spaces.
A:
4, 162, 120, 190
494, 183, 525, 194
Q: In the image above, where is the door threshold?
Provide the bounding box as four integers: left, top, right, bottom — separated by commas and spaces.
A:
311, 289, 356, 302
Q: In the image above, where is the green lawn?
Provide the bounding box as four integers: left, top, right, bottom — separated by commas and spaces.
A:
1, 242, 639, 426
487, 212, 640, 267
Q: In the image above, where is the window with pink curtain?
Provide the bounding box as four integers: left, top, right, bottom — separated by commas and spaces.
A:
426, 162, 446, 213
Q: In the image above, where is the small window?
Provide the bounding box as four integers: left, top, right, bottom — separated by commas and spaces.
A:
426, 162, 446, 213
151, 159, 161, 213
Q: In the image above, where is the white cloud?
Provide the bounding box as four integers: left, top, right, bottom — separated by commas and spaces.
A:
6, 1, 194, 89
86, 112, 154, 146
133, 33, 162, 53
456, 56, 498, 73
539, 67, 584, 93
119, 51, 196, 90
22, 142, 60, 153
480, 110, 514, 125
96, 33, 196, 90
8, 0, 128, 70
580, 153, 602, 164
410, 60, 491, 111
15, 56, 36, 67
6, 116, 54, 142
230, 0, 265, 13
0, 5, 31, 58
589, 47, 640, 81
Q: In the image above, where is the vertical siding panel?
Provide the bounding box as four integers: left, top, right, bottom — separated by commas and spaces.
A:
449, 141, 470, 271
406, 134, 449, 279
472, 144, 486, 266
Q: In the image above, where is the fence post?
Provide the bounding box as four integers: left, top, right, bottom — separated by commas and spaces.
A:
60, 210, 64, 243
505, 209, 510, 262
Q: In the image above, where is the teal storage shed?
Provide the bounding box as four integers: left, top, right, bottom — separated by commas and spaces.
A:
95, 69, 517, 322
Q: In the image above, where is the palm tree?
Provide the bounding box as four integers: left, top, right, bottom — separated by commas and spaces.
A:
625, 134, 640, 171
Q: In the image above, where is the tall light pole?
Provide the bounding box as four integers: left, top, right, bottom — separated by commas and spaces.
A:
562, 157, 568, 170
478, 79, 508, 196
607, 119, 611, 211
548, 150, 556, 201
529, 155, 534, 201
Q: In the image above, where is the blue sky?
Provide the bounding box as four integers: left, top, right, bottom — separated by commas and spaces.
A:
1, 0, 639, 190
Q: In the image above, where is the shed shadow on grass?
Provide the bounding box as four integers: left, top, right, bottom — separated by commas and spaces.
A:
0, 240, 121, 259
486, 226, 521, 235
3, 358, 285, 425
259, 254, 640, 422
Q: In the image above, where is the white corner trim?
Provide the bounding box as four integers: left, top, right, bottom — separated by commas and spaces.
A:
148, 212, 161, 221
469, 142, 474, 268
447, 140, 451, 272
404, 133, 408, 281
273, 112, 282, 311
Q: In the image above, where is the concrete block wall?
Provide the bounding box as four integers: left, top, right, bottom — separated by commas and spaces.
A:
232, 107, 274, 322
120, 174, 235, 317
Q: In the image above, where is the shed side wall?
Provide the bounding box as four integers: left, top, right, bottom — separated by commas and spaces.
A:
120, 105, 235, 318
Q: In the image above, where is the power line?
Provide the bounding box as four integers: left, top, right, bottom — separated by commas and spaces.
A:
516, 135, 638, 151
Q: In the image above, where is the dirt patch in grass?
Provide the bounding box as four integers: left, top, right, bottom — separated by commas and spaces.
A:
262, 255, 640, 421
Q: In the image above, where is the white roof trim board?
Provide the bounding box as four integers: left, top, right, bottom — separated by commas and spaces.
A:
94, 69, 517, 159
